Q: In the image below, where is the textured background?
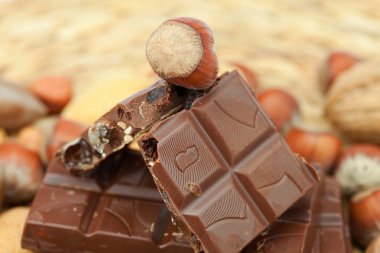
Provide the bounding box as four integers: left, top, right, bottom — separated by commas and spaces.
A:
1, 0, 380, 128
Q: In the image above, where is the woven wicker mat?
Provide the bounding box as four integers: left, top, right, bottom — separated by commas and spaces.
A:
1, 0, 380, 129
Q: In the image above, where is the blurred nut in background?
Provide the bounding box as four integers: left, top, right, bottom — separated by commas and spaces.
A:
0, 207, 33, 253
325, 61, 380, 144
320, 51, 359, 93
258, 88, 299, 132
350, 187, 380, 248
29, 76, 72, 114
0, 142, 43, 203
285, 127, 342, 171
0, 79, 47, 130
336, 144, 380, 195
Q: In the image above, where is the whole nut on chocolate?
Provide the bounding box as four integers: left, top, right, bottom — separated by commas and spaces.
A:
146, 17, 218, 90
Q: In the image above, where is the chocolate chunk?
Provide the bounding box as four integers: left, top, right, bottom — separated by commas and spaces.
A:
22, 149, 192, 253
59, 79, 205, 174
138, 70, 319, 253
312, 177, 352, 253
244, 177, 351, 253
245, 169, 324, 253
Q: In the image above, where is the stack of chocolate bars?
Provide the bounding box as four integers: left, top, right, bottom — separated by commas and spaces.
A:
21, 18, 352, 253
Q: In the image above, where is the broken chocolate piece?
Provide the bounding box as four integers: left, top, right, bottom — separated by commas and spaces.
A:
22, 149, 192, 253
59, 79, 204, 174
245, 169, 324, 253
138, 70, 319, 253
312, 177, 352, 253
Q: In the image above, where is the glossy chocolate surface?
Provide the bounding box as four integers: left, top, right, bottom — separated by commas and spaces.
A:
312, 177, 352, 253
59, 79, 204, 174
139, 71, 319, 253
22, 149, 191, 253
245, 171, 324, 253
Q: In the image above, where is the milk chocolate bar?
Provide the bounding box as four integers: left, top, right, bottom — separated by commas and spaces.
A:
244, 177, 351, 253
60, 79, 204, 174
22, 149, 192, 253
138, 70, 319, 253
312, 177, 352, 253
245, 176, 324, 253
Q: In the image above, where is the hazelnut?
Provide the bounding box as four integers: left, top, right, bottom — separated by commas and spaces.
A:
285, 127, 342, 171
47, 118, 86, 161
0, 142, 43, 203
350, 187, 380, 247
29, 76, 72, 114
321, 51, 359, 92
258, 88, 299, 132
336, 144, 380, 195
0, 79, 47, 130
146, 17, 218, 90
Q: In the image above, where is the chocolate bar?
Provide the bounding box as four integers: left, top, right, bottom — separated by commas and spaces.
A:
22, 149, 192, 253
60, 79, 204, 174
138, 71, 319, 253
244, 174, 324, 253
312, 177, 352, 253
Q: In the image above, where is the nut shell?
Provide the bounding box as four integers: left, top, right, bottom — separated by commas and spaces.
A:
285, 127, 342, 171
146, 17, 218, 90
30, 76, 72, 114
258, 89, 299, 131
325, 61, 380, 144
0, 142, 43, 203
350, 187, 380, 247
0, 79, 47, 129
320, 51, 359, 92
336, 144, 380, 195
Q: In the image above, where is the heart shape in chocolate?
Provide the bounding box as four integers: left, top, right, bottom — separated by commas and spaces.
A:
175, 146, 199, 172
